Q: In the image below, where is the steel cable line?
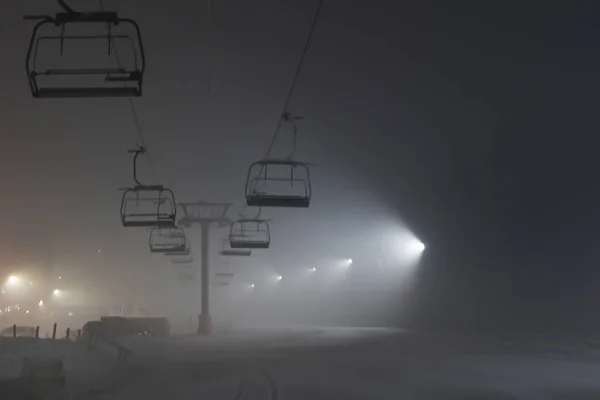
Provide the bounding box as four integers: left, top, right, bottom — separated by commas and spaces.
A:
206, 0, 212, 101
99, 0, 157, 183
263, 0, 324, 159
244, 0, 323, 207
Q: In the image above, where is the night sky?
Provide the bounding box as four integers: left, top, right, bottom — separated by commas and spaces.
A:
1, 0, 600, 332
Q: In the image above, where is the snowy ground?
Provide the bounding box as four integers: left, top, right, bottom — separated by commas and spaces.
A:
5, 327, 600, 399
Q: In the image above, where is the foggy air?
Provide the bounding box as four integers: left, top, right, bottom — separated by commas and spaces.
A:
0, 0, 599, 399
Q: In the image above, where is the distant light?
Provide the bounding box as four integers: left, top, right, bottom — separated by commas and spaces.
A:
29, 281, 32, 286
98, 249, 102, 253
68, 312, 73, 316
25, 310, 29, 314
340, 258, 353, 267
53, 289, 62, 297
38, 300, 44, 307
1, 290, 4, 294
58, 276, 62, 280
277, 275, 283, 281
250, 283, 255, 288
310, 267, 317, 272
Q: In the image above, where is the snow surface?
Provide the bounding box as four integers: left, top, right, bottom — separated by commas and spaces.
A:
0, 336, 133, 396
4, 327, 600, 399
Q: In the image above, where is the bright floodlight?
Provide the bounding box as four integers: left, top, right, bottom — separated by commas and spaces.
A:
389, 230, 426, 263
277, 275, 283, 281
6, 275, 22, 286
406, 238, 425, 255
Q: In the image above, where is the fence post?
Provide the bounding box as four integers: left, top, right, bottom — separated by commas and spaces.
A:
66, 328, 70, 339
77, 329, 81, 339
52, 323, 57, 340
12, 324, 16, 339
35, 326, 39, 339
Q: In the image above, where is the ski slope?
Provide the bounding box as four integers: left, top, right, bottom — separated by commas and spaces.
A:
4, 327, 600, 399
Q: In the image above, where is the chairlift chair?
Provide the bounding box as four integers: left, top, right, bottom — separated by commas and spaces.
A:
167, 243, 192, 258
229, 219, 271, 249
219, 238, 252, 257
24, 1, 145, 98
149, 226, 187, 253
166, 246, 191, 257
120, 147, 177, 228
178, 274, 195, 282
245, 159, 311, 208
171, 253, 193, 264
121, 186, 176, 227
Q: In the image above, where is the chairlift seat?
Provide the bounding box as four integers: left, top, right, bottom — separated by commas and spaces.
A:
36, 86, 141, 98
246, 194, 309, 208
166, 247, 191, 256
220, 249, 252, 257
229, 239, 270, 249
122, 218, 175, 228
150, 245, 186, 254
220, 237, 252, 256
36, 67, 129, 75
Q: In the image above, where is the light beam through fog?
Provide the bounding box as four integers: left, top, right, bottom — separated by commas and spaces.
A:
0, 0, 441, 338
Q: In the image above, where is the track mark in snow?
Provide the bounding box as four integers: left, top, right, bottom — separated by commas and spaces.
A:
232, 380, 245, 400
238, 357, 278, 400
254, 360, 278, 400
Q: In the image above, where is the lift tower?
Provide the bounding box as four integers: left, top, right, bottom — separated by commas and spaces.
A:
178, 201, 231, 335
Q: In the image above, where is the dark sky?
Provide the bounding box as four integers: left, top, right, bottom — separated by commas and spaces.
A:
1, 0, 600, 331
